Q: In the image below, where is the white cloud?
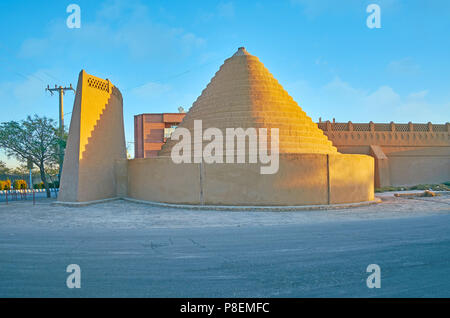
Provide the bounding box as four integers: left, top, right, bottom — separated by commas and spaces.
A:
365, 85, 401, 109
130, 82, 171, 99
0, 70, 63, 116
288, 76, 448, 123
97, 0, 146, 21
182, 33, 206, 48
18, 1, 205, 62
196, 1, 235, 23
218, 2, 235, 18
290, 0, 359, 18
290, 0, 400, 19
324, 76, 364, 97
387, 57, 420, 76
315, 57, 328, 66
18, 38, 50, 59
407, 90, 428, 99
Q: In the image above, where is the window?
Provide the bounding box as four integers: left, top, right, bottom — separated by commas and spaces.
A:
164, 125, 178, 139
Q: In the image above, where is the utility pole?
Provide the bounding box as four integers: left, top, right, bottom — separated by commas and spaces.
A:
27, 157, 33, 190
46, 84, 75, 182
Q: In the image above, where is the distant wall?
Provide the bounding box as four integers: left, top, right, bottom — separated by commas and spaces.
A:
126, 154, 374, 206
318, 121, 450, 187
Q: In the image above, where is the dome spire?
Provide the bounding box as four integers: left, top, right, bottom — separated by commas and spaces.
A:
233, 47, 250, 56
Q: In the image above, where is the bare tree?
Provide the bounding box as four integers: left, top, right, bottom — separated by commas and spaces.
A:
0, 115, 60, 198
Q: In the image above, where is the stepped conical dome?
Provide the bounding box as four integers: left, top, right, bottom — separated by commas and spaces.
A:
160, 47, 337, 156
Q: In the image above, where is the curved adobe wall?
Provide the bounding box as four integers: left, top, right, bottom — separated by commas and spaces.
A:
126, 154, 374, 206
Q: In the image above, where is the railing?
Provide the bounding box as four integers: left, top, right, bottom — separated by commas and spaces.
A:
317, 121, 450, 133
0, 188, 59, 205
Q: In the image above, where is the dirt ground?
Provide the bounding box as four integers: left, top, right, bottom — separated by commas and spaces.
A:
0, 193, 449, 230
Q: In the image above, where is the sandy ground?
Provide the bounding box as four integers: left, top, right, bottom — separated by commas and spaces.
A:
0, 194, 449, 297
1, 193, 449, 230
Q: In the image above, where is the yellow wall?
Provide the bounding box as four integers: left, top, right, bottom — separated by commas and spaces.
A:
59, 70, 127, 202
126, 153, 374, 206
329, 154, 374, 203
338, 144, 449, 186
127, 157, 201, 204
387, 148, 449, 186
202, 154, 329, 205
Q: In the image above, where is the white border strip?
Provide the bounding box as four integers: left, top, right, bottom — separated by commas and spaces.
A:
51, 196, 381, 211
122, 197, 382, 212
52, 197, 120, 207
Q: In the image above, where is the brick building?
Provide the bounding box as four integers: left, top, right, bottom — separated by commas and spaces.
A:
134, 113, 186, 158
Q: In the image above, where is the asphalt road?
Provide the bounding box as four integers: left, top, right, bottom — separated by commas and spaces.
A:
1, 211, 449, 297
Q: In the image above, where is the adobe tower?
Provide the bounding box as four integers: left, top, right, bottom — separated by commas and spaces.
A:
58, 70, 126, 203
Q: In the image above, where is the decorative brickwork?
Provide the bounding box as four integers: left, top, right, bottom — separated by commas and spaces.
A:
317, 121, 449, 147
87, 77, 110, 93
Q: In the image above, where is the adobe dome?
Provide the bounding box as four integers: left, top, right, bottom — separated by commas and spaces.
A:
160, 47, 338, 156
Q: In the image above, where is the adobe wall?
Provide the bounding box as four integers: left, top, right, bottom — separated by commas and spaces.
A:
127, 157, 202, 204
125, 153, 374, 206
318, 121, 450, 187
329, 154, 374, 204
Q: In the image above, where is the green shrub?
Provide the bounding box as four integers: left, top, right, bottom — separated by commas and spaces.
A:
33, 182, 44, 189
376, 183, 450, 193
410, 184, 450, 191
13, 179, 28, 190
46, 181, 59, 189
0, 179, 11, 190
375, 186, 403, 193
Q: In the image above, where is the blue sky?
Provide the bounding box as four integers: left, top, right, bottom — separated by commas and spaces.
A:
0, 0, 449, 167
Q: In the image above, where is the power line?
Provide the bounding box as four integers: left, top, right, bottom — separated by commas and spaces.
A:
43, 71, 61, 83
0, 42, 63, 84
122, 51, 233, 93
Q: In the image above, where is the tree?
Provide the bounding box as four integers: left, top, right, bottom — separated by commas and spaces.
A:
10, 164, 40, 177
0, 115, 60, 198
0, 160, 10, 174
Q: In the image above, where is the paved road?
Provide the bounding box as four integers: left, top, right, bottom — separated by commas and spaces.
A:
1, 211, 449, 297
